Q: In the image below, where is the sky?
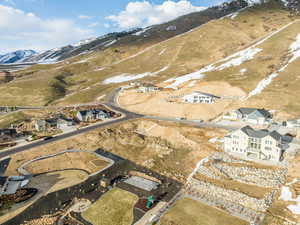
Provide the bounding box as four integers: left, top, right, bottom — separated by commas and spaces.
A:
0, 0, 229, 53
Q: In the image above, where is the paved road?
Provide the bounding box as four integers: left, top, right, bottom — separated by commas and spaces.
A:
0, 113, 142, 158
144, 116, 238, 131
0, 87, 236, 158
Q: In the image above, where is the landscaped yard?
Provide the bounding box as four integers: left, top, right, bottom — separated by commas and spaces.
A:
160, 198, 248, 225
81, 188, 139, 225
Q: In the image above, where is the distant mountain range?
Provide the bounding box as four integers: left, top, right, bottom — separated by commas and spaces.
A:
0, 0, 298, 65
0, 50, 36, 64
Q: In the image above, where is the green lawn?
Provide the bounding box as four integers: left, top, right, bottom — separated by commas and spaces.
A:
160, 198, 248, 225
81, 188, 138, 225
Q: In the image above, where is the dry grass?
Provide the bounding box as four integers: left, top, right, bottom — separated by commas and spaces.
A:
82, 188, 138, 225
160, 198, 248, 225
0, 1, 294, 107
0, 111, 29, 129
25, 152, 108, 175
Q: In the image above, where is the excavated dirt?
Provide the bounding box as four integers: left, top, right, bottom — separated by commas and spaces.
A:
119, 81, 246, 121
5, 119, 225, 183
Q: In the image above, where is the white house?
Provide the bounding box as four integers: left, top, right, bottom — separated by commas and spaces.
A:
138, 84, 162, 93
76, 109, 110, 122
182, 91, 220, 104
223, 108, 272, 125
224, 126, 283, 162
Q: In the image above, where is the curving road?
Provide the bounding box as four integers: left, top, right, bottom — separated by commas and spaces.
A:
0, 90, 143, 158
0, 87, 237, 159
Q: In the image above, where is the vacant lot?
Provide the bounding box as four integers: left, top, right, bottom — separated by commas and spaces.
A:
25, 151, 108, 175
82, 188, 138, 225
119, 81, 246, 121
5, 120, 223, 182
160, 198, 248, 225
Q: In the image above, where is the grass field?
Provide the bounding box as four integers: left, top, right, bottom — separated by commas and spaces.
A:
160, 198, 248, 225
82, 188, 138, 225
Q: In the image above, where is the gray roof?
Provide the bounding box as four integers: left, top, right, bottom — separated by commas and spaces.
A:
193, 91, 220, 99
238, 108, 271, 118
0, 176, 8, 187
240, 126, 282, 141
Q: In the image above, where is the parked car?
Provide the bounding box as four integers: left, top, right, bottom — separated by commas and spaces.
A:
44, 136, 53, 141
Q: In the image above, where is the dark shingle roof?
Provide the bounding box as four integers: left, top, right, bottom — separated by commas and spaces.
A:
240, 126, 282, 141
0, 176, 8, 187
193, 91, 220, 99
238, 108, 271, 118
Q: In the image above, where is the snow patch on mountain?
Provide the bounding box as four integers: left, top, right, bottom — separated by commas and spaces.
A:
247, 72, 278, 99
0, 50, 36, 64
246, 28, 300, 99
133, 27, 152, 36
73, 37, 97, 47
288, 33, 300, 63
102, 66, 169, 84
164, 20, 299, 88
103, 73, 151, 84
216, 48, 262, 70
104, 40, 117, 47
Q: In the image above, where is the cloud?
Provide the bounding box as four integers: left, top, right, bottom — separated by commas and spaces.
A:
106, 0, 206, 29
88, 22, 99, 28
78, 15, 92, 19
0, 5, 94, 52
103, 23, 110, 28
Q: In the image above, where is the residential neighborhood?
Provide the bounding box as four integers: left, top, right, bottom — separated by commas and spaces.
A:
0, 105, 118, 148
2, 0, 300, 225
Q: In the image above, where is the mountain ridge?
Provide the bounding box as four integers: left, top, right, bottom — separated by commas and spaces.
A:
0, 0, 255, 65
